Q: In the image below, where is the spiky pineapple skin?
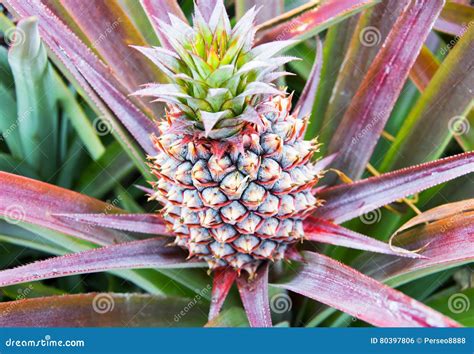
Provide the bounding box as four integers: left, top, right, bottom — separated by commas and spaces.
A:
149, 95, 322, 274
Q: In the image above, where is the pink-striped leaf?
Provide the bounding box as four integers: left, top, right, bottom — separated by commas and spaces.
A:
0, 172, 130, 246
327, 0, 444, 179
277, 251, 460, 327
54, 213, 171, 235
0, 293, 207, 327
434, 2, 474, 36
256, 0, 378, 44
295, 37, 323, 120
0, 238, 205, 288
140, 0, 188, 50
316, 152, 474, 224
236, 263, 272, 327
303, 217, 424, 258
209, 268, 238, 320
357, 207, 474, 287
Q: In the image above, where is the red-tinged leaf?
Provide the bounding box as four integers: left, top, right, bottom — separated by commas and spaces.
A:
0, 293, 207, 327
396, 198, 474, 234
0, 172, 130, 246
54, 213, 171, 235
409, 45, 440, 92
295, 37, 323, 120
209, 268, 238, 320
303, 217, 424, 258
63, 47, 158, 155
0, 238, 205, 288
277, 251, 460, 327
2, 0, 152, 177
320, 0, 406, 149
256, 0, 378, 44
357, 208, 474, 287
316, 152, 474, 224
196, 0, 218, 21
434, 2, 474, 36
140, 0, 188, 50
58, 0, 164, 99
327, 0, 444, 179
381, 25, 474, 171
236, 263, 272, 327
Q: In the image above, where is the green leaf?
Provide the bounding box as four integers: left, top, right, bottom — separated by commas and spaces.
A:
381, 25, 474, 171
426, 288, 474, 326
0, 153, 39, 179
8, 18, 58, 178
55, 76, 106, 161
76, 141, 135, 199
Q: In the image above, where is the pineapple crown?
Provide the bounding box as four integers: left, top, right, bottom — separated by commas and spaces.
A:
133, 0, 297, 139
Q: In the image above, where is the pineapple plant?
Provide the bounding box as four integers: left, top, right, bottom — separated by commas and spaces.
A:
0, 0, 472, 328
135, 3, 322, 275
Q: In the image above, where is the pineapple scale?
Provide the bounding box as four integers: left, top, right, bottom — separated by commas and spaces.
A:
149, 95, 323, 275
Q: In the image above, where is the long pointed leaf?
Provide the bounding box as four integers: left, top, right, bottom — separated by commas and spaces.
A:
0, 293, 207, 327
357, 207, 474, 287
327, 0, 444, 179
54, 213, 170, 235
209, 268, 237, 320
277, 251, 460, 327
0, 172, 131, 245
317, 152, 474, 224
236, 264, 272, 327
0, 238, 205, 288
304, 217, 423, 258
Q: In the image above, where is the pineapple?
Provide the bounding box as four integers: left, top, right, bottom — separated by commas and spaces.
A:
135, 1, 322, 275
